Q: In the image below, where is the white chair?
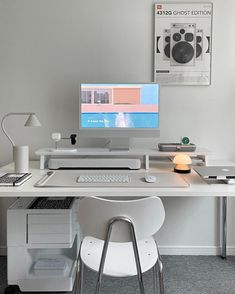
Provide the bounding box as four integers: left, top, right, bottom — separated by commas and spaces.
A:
77, 196, 165, 294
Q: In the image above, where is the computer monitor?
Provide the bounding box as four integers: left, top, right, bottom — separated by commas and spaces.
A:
79, 83, 160, 150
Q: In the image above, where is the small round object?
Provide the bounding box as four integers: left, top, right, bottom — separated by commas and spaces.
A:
173, 33, 181, 42
181, 137, 190, 145
165, 36, 170, 43
185, 32, 194, 42
164, 43, 170, 58
172, 41, 194, 64
180, 29, 185, 34
196, 43, 202, 58
144, 175, 157, 183
196, 35, 202, 43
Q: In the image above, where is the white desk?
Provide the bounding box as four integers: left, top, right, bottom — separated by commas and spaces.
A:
0, 160, 234, 259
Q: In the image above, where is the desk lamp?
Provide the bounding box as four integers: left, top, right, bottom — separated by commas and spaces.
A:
173, 154, 192, 173
1, 112, 41, 173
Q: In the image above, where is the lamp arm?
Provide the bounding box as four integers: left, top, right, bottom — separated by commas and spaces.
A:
1, 112, 34, 146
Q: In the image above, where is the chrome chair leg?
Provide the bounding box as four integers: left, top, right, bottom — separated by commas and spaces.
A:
96, 217, 146, 294
78, 258, 84, 294
221, 196, 227, 259
155, 241, 164, 294
156, 259, 164, 294
152, 263, 158, 294
87, 216, 148, 294
95, 221, 113, 294
128, 221, 145, 294
95, 276, 102, 294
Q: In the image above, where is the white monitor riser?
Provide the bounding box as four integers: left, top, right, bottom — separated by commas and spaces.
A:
35, 147, 210, 170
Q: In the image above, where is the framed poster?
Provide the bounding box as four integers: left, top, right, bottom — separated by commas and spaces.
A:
154, 2, 213, 85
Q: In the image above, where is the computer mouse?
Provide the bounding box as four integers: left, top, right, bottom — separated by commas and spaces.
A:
144, 175, 157, 183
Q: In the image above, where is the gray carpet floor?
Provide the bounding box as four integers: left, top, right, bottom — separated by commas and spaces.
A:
1, 255, 235, 294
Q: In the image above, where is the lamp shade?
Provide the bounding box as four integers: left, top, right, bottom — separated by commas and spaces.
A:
173, 154, 192, 165
24, 114, 41, 127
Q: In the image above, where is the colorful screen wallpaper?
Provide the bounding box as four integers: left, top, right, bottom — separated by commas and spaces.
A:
80, 84, 159, 128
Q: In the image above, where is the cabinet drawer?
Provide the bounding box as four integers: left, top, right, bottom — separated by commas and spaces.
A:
28, 214, 70, 224
27, 214, 71, 244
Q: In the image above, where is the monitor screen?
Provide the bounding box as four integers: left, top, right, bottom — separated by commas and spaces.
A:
79, 83, 159, 137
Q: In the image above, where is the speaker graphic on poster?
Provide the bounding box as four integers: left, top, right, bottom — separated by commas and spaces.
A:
154, 2, 212, 85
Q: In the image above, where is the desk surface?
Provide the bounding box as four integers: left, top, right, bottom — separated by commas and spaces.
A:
1, 160, 235, 197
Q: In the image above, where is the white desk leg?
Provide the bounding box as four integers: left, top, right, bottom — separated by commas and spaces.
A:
39, 155, 45, 170
39, 155, 49, 170
144, 155, 149, 170
204, 155, 209, 166
221, 196, 227, 259
197, 155, 208, 166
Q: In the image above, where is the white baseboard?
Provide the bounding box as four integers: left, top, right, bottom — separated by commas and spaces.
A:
159, 246, 235, 255
0, 246, 7, 256
1, 245, 235, 257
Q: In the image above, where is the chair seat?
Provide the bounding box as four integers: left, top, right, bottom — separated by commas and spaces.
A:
80, 236, 158, 277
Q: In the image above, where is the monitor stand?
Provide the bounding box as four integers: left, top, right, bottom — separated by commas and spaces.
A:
109, 138, 130, 151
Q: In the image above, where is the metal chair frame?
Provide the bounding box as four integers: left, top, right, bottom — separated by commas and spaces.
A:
77, 216, 164, 294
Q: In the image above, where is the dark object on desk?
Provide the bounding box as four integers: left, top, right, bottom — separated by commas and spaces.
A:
158, 143, 196, 152
0, 173, 32, 186
61, 133, 77, 145
29, 197, 74, 209
174, 167, 191, 174
70, 134, 77, 145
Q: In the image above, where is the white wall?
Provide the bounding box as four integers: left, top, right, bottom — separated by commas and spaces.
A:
1, 0, 235, 254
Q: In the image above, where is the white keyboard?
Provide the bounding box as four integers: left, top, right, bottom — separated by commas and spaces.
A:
77, 174, 130, 183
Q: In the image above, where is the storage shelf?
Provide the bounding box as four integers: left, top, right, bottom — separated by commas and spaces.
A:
29, 255, 76, 278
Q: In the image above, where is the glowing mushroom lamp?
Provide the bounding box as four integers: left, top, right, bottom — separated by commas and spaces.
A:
173, 154, 192, 174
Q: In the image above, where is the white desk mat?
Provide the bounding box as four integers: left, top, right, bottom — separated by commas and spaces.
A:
35, 171, 189, 188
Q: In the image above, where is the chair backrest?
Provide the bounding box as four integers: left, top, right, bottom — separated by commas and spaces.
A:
77, 196, 165, 242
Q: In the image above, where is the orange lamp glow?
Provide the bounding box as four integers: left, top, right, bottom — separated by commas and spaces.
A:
173, 154, 192, 173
